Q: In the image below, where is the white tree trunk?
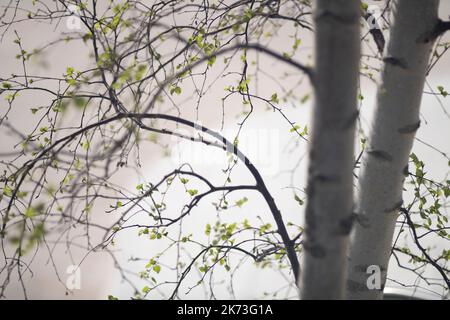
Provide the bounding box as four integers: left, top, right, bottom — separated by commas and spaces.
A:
300, 0, 360, 299
346, 0, 440, 300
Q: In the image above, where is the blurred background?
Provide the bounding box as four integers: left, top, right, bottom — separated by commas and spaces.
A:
0, 0, 448, 299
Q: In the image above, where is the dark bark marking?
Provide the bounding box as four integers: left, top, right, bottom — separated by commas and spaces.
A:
367, 149, 393, 162
369, 28, 385, 55
305, 209, 316, 231
384, 199, 404, 213
303, 241, 326, 258
315, 10, 359, 25
403, 164, 409, 176
339, 213, 356, 235
383, 56, 408, 69
419, 19, 450, 43
398, 121, 420, 134
362, 11, 385, 54
353, 213, 370, 228
341, 110, 359, 130
314, 173, 341, 183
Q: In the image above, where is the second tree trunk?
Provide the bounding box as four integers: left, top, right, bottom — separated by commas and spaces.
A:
347, 0, 440, 300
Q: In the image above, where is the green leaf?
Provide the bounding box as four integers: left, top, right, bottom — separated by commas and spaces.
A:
282, 52, 292, 59
301, 125, 308, 137
82, 141, 90, 150
270, 93, 279, 104
73, 97, 87, 108
300, 94, 310, 104
110, 15, 121, 30
243, 8, 253, 22
205, 223, 211, 236
3, 186, 13, 197
187, 189, 198, 196
290, 124, 301, 133
294, 194, 304, 206
293, 38, 301, 50
195, 34, 203, 47
25, 207, 36, 218
152, 265, 161, 273
66, 67, 74, 75
437, 85, 448, 97
444, 186, 450, 198
145, 259, 156, 268
135, 64, 147, 81
235, 197, 248, 208
237, 79, 249, 92
207, 55, 217, 67
142, 286, 151, 294
170, 85, 182, 95
66, 78, 77, 86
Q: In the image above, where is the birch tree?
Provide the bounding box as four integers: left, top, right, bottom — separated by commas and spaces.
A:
300, 0, 360, 300
0, 0, 448, 300
347, 0, 445, 299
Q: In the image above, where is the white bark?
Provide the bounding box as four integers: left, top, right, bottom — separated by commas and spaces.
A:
300, 0, 360, 299
347, 0, 440, 300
